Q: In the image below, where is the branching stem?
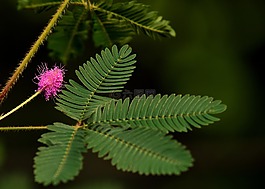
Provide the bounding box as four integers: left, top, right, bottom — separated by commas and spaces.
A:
0, 0, 71, 103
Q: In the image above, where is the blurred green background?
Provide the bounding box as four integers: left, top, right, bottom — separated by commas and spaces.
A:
0, 0, 264, 188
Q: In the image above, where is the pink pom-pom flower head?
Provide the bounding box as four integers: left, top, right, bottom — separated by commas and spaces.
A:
0, 63, 65, 121
35, 63, 65, 101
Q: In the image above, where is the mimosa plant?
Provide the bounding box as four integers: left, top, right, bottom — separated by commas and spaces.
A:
0, 0, 227, 186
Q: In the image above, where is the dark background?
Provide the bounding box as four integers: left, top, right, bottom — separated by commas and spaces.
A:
0, 0, 265, 188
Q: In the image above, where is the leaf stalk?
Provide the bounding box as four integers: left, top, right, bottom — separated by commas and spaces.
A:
0, 126, 47, 132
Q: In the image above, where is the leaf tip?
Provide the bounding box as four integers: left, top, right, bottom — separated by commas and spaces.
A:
210, 103, 227, 114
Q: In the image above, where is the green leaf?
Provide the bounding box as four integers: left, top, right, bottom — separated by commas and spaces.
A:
34, 122, 86, 186
93, 1, 176, 39
47, 6, 89, 64
17, 0, 62, 10
55, 44, 136, 121
75, 44, 136, 94
90, 94, 227, 132
92, 10, 135, 47
86, 125, 193, 175
17, 0, 84, 10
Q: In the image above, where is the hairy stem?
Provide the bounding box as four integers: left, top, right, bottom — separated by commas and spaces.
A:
0, 0, 71, 103
0, 126, 47, 132
0, 90, 41, 121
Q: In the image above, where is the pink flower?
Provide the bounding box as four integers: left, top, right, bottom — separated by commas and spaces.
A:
35, 63, 65, 101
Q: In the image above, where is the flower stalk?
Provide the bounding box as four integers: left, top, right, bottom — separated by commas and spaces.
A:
0, 90, 42, 121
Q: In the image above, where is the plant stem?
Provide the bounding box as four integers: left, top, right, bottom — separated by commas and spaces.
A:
0, 90, 41, 121
0, 126, 47, 131
0, 0, 71, 104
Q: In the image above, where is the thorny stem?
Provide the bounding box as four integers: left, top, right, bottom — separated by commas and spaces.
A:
0, 90, 42, 121
0, 0, 71, 104
0, 126, 48, 131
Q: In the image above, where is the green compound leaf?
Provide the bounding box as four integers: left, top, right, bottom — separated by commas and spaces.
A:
17, 0, 71, 11
34, 122, 86, 186
76, 44, 136, 94
92, 10, 135, 48
47, 6, 90, 64
55, 44, 136, 121
89, 94, 227, 133
86, 125, 193, 175
18, 1, 176, 59
93, 1, 176, 39
17, 0, 56, 10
